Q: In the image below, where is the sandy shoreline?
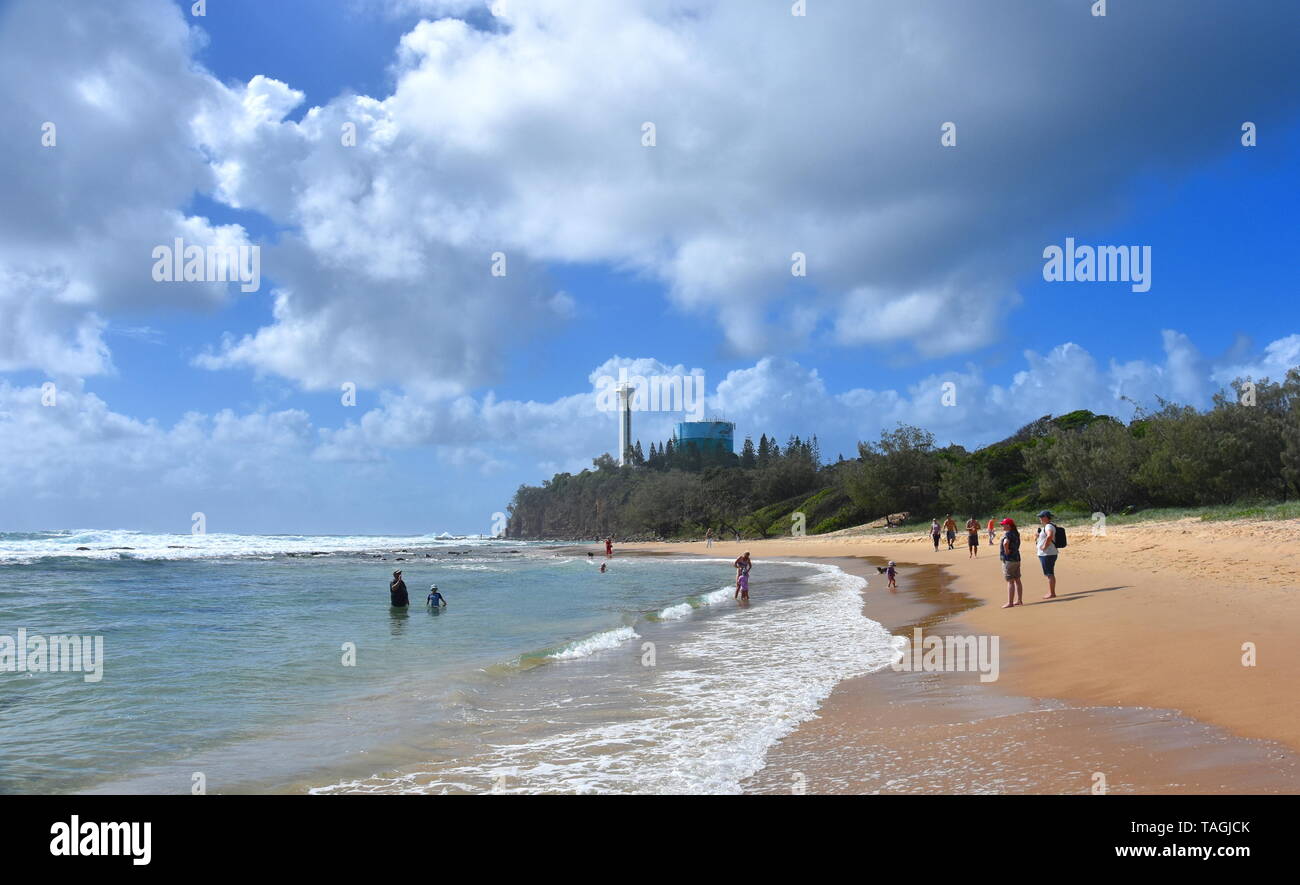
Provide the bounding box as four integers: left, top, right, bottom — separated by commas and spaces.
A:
619, 517, 1300, 794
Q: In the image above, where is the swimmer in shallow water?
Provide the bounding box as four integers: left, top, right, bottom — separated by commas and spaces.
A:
389, 570, 409, 608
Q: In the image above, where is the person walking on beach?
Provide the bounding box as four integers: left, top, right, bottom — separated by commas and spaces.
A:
999, 519, 1022, 608
734, 552, 752, 601
930, 519, 941, 551
604, 536, 613, 557
943, 514, 957, 550
1036, 510, 1059, 599
987, 517, 996, 546
966, 516, 980, 558
389, 570, 409, 608
705, 528, 714, 548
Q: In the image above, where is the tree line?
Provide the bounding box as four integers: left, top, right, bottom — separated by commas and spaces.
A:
504, 370, 1300, 539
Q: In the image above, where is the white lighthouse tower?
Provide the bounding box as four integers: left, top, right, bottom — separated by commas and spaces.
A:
616, 382, 634, 466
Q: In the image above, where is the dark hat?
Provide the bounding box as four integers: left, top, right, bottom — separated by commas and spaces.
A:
1038, 510, 1053, 518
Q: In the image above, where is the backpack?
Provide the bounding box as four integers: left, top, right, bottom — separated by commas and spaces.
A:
1052, 523, 1067, 549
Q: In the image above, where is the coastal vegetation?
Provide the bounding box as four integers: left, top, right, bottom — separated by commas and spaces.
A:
504, 371, 1300, 540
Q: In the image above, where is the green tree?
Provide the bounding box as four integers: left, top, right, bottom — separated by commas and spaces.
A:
939, 461, 998, 517
700, 468, 753, 535
1280, 369, 1300, 497
740, 436, 756, 469
627, 471, 698, 537
844, 424, 940, 519
1027, 419, 1140, 513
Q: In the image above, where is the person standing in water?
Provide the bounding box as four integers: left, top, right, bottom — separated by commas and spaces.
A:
733, 552, 752, 601
389, 570, 409, 608
426, 584, 447, 607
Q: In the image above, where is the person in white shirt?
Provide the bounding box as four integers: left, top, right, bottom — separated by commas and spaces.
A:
1036, 510, 1059, 599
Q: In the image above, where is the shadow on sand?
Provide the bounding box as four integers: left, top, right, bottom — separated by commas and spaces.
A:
1033, 585, 1129, 604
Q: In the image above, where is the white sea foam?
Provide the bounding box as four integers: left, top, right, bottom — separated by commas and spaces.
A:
656, 585, 732, 620
657, 602, 694, 620
0, 529, 527, 564
700, 586, 734, 605
317, 560, 904, 795
547, 626, 641, 660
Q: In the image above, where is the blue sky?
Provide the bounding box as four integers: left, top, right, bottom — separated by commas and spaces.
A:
1, 0, 1298, 533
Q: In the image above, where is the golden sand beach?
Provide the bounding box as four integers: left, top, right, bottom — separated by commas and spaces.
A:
624, 517, 1300, 793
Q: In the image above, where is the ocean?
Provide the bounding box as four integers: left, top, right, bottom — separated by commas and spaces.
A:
0, 530, 900, 795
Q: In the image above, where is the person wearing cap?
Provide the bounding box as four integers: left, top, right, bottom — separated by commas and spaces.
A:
999, 518, 1022, 608
885, 561, 898, 591
1036, 510, 1059, 599
389, 570, 409, 608
427, 584, 447, 607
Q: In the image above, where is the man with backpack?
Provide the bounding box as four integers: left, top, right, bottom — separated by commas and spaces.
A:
1036, 510, 1066, 599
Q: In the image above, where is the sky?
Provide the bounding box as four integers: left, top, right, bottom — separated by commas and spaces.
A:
1, 0, 1298, 534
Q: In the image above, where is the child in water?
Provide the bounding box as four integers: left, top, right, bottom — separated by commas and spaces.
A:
426, 585, 447, 607
886, 561, 897, 591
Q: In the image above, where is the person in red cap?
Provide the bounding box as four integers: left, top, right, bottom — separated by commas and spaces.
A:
998, 518, 1022, 608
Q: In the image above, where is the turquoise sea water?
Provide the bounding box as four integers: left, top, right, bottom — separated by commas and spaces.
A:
0, 530, 899, 794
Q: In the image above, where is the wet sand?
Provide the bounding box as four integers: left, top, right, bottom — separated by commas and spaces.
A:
619, 520, 1300, 794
